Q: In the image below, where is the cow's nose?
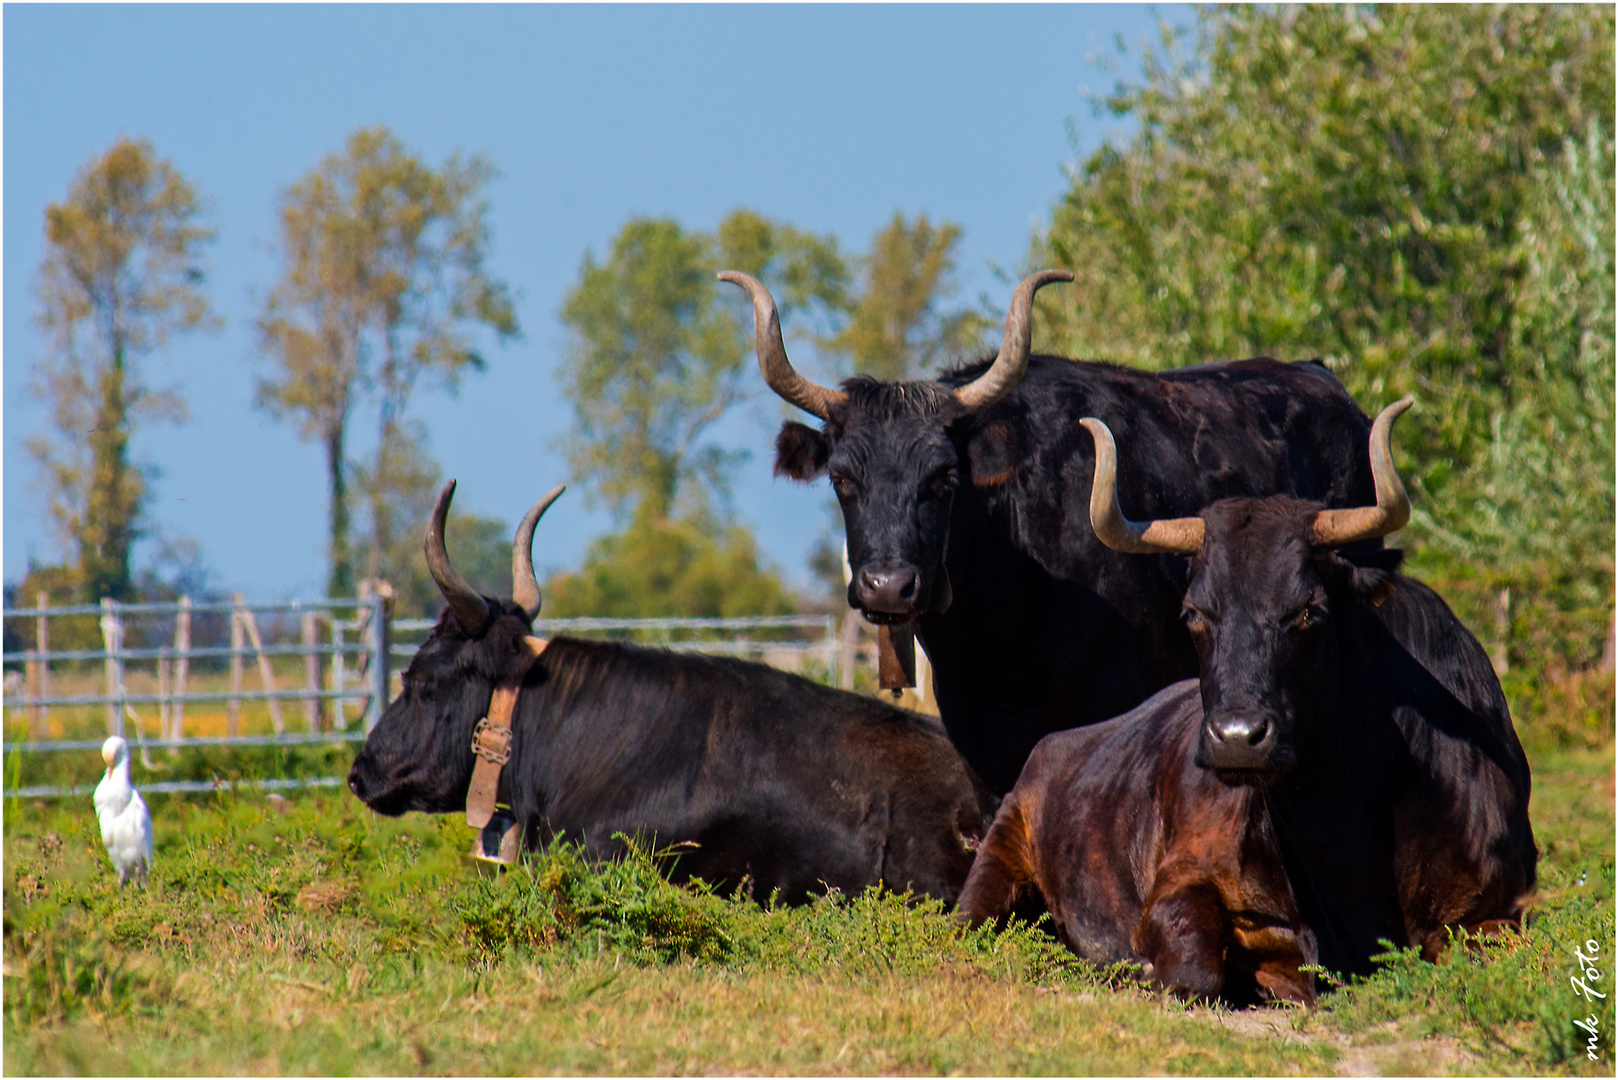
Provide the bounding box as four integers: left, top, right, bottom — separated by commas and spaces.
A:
1210, 715, 1269, 747
347, 766, 366, 800
1203, 712, 1280, 773
855, 565, 920, 613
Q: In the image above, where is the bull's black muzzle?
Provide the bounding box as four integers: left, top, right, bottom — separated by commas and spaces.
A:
347, 758, 370, 801
1198, 711, 1284, 779
853, 564, 919, 613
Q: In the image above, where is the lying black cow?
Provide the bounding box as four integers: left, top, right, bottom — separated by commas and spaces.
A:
348, 482, 997, 905
722, 269, 1381, 794
958, 400, 1537, 1002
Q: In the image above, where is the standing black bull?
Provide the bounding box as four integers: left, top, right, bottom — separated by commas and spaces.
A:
721, 269, 1382, 793
348, 482, 997, 904
958, 400, 1536, 1001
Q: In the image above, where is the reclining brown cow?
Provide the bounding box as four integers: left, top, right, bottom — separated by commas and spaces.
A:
956, 400, 1537, 1003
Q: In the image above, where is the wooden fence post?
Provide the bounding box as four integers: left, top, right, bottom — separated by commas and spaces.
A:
912, 639, 935, 714
158, 646, 177, 755
99, 598, 123, 736
839, 611, 860, 691
302, 612, 321, 732
1492, 588, 1510, 676
367, 581, 394, 732
32, 592, 49, 738
239, 606, 285, 735
330, 609, 348, 728
228, 593, 245, 737
25, 648, 41, 738
173, 596, 191, 742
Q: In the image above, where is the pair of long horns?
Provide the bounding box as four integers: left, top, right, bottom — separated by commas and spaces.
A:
425, 481, 567, 632
717, 268, 1073, 418
1080, 397, 1415, 555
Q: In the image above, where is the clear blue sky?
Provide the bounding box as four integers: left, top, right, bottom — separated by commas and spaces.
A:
4, 4, 1187, 600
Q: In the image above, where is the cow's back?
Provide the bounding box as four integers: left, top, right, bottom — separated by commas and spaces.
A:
962, 679, 1318, 1001
963, 680, 1210, 961
1347, 576, 1537, 955
513, 639, 994, 904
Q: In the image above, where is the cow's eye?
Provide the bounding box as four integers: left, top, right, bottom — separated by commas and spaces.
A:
922, 468, 957, 500
1182, 607, 1211, 633
830, 472, 859, 499
1289, 605, 1325, 631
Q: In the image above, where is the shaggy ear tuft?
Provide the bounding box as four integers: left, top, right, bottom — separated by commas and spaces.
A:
1350, 566, 1398, 608
1334, 547, 1404, 607
968, 421, 1020, 487
774, 422, 830, 481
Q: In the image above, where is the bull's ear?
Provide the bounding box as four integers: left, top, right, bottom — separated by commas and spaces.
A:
968, 421, 1021, 487
1350, 566, 1397, 608
1320, 550, 1399, 608
1327, 547, 1404, 608
774, 421, 830, 481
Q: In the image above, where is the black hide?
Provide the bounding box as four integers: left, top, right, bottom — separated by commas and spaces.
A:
1186, 497, 1536, 976
349, 602, 999, 905
780, 355, 1379, 793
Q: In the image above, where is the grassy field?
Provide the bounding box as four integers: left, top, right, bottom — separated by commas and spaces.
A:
3, 745, 1611, 1076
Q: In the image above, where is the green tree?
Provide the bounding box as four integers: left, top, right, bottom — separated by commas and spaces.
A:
255, 126, 518, 597
829, 212, 982, 380
560, 212, 847, 525
543, 517, 793, 620
554, 210, 846, 616
28, 137, 217, 602
1038, 4, 1614, 738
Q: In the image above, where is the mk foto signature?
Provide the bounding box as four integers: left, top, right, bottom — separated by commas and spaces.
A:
1570, 938, 1606, 1062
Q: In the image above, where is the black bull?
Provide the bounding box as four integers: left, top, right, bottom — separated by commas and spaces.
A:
958, 404, 1536, 1001
723, 270, 1383, 794
348, 483, 998, 904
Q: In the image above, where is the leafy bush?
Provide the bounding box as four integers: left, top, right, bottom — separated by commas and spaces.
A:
1316, 826, 1615, 1071
454, 839, 740, 964
452, 835, 1105, 985
1038, 5, 1615, 746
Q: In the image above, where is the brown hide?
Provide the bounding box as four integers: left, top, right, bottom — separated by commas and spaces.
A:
959, 681, 1319, 1004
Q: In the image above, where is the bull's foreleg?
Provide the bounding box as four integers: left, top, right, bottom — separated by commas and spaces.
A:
1136, 883, 1229, 1000
955, 797, 1040, 927
1417, 917, 1521, 962
1229, 922, 1315, 1005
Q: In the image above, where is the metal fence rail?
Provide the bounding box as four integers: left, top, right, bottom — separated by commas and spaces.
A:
4, 588, 391, 742
8, 776, 348, 799
4, 594, 846, 799
390, 613, 840, 668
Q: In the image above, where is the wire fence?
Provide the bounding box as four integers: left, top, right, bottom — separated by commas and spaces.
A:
2, 589, 849, 799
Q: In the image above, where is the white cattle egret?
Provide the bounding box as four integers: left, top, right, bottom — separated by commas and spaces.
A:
94, 736, 153, 886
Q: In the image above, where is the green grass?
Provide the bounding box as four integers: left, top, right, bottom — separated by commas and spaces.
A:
3, 747, 1611, 1075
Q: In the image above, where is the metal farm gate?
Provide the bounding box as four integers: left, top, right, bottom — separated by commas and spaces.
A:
1, 590, 843, 799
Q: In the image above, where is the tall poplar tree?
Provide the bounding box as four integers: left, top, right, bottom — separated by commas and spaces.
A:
28, 137, 217, 602
255, 126, 518, 596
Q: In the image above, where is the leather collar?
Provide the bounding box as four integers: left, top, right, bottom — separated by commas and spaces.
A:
466, 635, 547, 861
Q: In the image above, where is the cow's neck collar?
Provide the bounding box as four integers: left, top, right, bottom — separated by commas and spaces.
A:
466, 634, 548, 865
